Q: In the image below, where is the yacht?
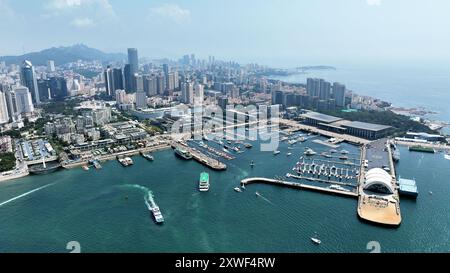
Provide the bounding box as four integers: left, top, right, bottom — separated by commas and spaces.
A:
273, 151, 281, 155
445, 153, 450, 160
287, 152, 292, 156
304, 148, 317, 156
311, 237, 321, 245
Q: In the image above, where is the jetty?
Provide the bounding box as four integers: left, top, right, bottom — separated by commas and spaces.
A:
240, 177, 358, 198
171, 142, 227, 171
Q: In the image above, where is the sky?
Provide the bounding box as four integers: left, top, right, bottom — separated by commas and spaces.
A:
1, 0, 450, 67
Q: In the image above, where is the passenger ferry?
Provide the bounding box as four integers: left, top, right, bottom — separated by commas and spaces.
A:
151, 206, 164, 224
174, 147, 193, 160
199, 172, 210, 192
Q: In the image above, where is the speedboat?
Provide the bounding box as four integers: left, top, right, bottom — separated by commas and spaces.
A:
273, 151, 281, 155
234, 187, 242, 193
287, 153, 292, 156
311, 237, 321, 245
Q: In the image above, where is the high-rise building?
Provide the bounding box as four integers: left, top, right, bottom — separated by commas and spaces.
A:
134, 74, 144, 92
194, 83, 204, 104
135, 91, 147, 109
166, 72, 176, 92
217, 96, 228, 110
181, 81, 194, 104
104, 67, 115, 96
332, 82, 346, 107
37, 79, 51, 101
0, 91, 9, 124
47, 60, 56, 72
113, 68, 124, 91
320, 81, 331, 100
49, 77, 68, 101
272, 90, 284, 105
14, 86, 34, 114
144, 75, 157, 96
115, 89, 127, 104
4, 89, 17, 122
128, 48, 139, 75
156, 74, 165, 95
163, 64, 169, 76
124, 64, 133, 92
20, 60, 40, 104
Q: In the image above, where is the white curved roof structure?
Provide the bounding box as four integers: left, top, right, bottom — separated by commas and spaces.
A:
363, 168, 394, 194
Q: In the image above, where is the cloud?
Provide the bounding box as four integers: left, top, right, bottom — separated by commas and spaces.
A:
150, 4, 191, 24
366, 0, 382, 6
45, 0, 115, 17
71, 17, 95, 27
44, 0, 115, 27
0, 0, 15, 19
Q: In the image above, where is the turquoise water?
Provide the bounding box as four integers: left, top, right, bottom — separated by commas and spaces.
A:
0, 136, 449, 253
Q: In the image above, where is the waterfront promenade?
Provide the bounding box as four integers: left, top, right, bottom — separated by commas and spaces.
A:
62, 143, 171, 169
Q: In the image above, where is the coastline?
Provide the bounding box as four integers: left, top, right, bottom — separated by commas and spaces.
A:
62, 144, 172, 169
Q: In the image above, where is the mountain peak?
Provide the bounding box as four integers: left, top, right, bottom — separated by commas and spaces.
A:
0, 45, 126, 66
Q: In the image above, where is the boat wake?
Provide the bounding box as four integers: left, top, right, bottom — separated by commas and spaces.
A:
0, 183, 56, 207
120, 184, 155, 210
256, 192, 275, 206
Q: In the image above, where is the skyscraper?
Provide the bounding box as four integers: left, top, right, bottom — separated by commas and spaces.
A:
128, 48, 139, 75
47, 60, 56, 72
115, 89, 127, 104
113, 68, 124, 91
49, 77, 68, 101
14, 86, 34, 114
135, 91, 147, 109
332, 82, 346, 107
104, 67, 115, 96
134, 75, 144, 92
144, 75, 157, 96
124, 64, 133, 92
194, 83, 204, 104
156, 74, 165, 95
0, 91, 9, 124
21, 60, 40, 104
181, 81, 194, 104
319, 81, 331, 100
37, 79, 51, 102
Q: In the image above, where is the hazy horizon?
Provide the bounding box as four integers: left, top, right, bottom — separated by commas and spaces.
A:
1, 0, 450, 67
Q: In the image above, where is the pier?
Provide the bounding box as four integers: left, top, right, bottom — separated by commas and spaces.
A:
241, 177, 358, 198
357, 139, 402, 227
287, 174, 357, 188
172, 142, 227, 171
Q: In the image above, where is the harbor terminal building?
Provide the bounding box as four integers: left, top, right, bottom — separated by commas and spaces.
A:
301, 111, 392, 140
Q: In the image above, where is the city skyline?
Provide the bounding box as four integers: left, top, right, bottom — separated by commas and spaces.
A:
1, 0, 450, 67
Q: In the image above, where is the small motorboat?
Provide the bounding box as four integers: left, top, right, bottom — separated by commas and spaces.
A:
234, 187, 242, 193
311, 237, 322, 245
